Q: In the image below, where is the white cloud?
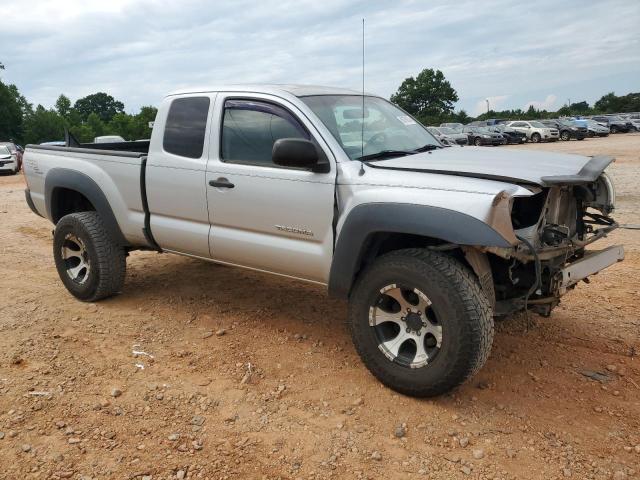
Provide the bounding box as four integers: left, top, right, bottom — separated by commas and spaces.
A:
524, 94, 558, 112
0, 0, 639, 114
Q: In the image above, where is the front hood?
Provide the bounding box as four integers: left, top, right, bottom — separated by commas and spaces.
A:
366, 147, 613, 187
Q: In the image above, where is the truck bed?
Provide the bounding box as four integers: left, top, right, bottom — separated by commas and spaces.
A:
24, 143, 151, 248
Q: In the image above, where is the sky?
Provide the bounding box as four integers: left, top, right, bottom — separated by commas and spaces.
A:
1, 0, 639, 116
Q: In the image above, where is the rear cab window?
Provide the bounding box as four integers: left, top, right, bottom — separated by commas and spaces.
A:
163, 97, 211, 158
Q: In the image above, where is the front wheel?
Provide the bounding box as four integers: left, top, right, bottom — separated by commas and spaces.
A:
474, 137, 482, 146
348, 249, 494, 397
560, 131, 570, 141
531, 133, 541, 143
53, 212, 127, 302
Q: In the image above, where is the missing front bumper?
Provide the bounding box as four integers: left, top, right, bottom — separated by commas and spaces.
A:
559, 245, 624, 293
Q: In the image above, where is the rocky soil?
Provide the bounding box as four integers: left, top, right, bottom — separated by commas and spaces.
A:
0, 134, 638, 479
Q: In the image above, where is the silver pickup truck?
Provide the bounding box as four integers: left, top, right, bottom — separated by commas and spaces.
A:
23, 85, 624, 397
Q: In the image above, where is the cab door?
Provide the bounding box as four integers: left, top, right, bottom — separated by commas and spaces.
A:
205, 94, 336, 284
145, 94, 216, 257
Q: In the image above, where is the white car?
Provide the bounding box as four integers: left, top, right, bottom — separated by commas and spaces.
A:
94, 135, 125, 143
506, 121, 559, 143
0, 145, 19, 174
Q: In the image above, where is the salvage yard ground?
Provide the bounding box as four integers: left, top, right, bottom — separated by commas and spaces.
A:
0, 135, 639, 480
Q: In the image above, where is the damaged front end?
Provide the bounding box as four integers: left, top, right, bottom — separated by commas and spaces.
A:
484, 157, 624, 317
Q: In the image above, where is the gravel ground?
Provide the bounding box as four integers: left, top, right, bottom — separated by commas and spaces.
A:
0, 134, 638, 480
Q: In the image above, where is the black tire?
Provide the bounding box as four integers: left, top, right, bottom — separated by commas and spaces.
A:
531, 133, 541, 143
577, 137, 585, 141
610, 125, 619, 134
560, 131, 570, 141
348, 249, 493, 397
474, 137, 482, 146
53, 212, 126, 302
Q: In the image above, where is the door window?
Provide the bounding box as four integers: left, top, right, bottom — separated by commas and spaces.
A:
163, 97, 211, 159
221, 99, 309, 166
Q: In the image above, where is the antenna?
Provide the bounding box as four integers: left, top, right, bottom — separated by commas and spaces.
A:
358, 18, 366, 176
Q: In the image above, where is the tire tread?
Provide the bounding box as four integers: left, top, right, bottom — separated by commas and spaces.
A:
348, 248, 493, 397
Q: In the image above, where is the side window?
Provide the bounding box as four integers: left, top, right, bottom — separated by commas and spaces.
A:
163, 97, 210, 159
221, 99, 309, 166
511, 122, 525, 128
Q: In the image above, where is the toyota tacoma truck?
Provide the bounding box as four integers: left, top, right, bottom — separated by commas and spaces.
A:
22, 85, 624, 397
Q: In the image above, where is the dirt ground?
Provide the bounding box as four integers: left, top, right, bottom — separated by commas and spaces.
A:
0, 134, 638, 480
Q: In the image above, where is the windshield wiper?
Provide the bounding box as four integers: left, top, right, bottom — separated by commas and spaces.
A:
413, 144, 443, 152
355, 150, 413, 161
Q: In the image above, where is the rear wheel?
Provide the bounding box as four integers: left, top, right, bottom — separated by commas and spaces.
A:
474, 137, 482, 146
53, 212, 126, 302
531, 133, 541, 143
610, 125, 619, 134
560, 131, 570, 141
348, 249, 493, 397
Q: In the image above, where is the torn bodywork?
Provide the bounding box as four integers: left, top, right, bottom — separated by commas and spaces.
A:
482, 158, 623, 317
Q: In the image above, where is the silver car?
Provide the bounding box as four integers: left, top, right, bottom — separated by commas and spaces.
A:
427, 127, 467, 146
506, 120, 559, 143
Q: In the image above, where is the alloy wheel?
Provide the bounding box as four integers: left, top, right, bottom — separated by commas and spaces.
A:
61, 234, 91, 285
369, 284, 443, 368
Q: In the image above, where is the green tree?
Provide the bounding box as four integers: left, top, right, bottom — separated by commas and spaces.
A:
73, 92, 125, 122
55, 94, 72, 117
23, 105, 66, 144
86, 113, 105, 138
594, 92, 619, 113
107, 113, 133, 139
570, 101, 590, 114
0, 79, 25, 142
390, 68, 459, 125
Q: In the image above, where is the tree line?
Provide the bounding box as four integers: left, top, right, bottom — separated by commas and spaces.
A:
2, 63, 639, 145
1, 68, 156, 145
391, 68, 640, 126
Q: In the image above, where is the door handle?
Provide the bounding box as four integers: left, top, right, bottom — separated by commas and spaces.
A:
209, 178, 235, 189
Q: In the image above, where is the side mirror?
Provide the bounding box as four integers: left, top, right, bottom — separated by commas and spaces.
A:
272, 138, 329, 173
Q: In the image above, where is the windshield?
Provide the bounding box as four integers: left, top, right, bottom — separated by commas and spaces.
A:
0, 146, 11, 155
530, 121, 546, 128
301, 95, 439, 160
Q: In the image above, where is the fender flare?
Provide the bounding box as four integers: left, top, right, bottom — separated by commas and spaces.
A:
328, 203, 511, 299
45, 168, 128, 246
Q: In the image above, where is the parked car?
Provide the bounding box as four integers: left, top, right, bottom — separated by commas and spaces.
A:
540, 119, 587, 141
22, 84, 623, 398
0, 141, 23, 172
427, 127, 468, 146
488, 125, 526, 144
505, 121, 559, 143
0, 145, 19, 174
484, 118, 509, 126
439, 122, 464, 130
584, 119, 610, 137
619, 115, 640, 131
462, 126, 506, 146
94, 135, 125, 143
590, 116, 630, 133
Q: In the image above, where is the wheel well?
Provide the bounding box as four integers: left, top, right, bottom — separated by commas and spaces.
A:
353, 232, 495, 304
50, 188, 96, 223
356, 232, 468, 277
